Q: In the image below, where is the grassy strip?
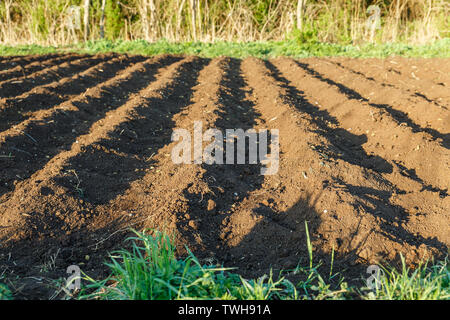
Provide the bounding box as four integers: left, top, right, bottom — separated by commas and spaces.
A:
371, 258, 450, 300
0, 44, 58, 56
1, 39, 449, 59
80, 230, 300, 300
0, 279, 12, 300
78, 227, 449, 300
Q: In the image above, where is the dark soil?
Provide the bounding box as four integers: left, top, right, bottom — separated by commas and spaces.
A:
0, 53, 448, 299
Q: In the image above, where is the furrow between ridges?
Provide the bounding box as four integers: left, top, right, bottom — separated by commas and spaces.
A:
295, 58, 449, 140
234, 57, 447, 268
0, 54, 147, 133
0, 53, 62, 71
0, 55, 183, 200
274, 58, 449, 193
0, 53, 88, 82
0, 54, 107, 98
0, 56, 203, 239
324, 58, 449, 109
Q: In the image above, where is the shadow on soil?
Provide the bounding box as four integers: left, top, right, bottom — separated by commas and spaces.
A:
0, 57, 447, 299
294, 61, 450, 150
51, 58, 211, 205
0, 217, 139, 299
176, 57, 265, 256
264, 59, 394, 174
0, 55, 183, 199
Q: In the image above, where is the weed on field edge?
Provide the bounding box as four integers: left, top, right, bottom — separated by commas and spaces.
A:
0, 39, 449, 59
69, 226, 450, 300
1, 227, 448, 300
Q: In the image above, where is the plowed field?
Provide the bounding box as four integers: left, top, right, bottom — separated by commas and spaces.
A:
0, 53, 448, 298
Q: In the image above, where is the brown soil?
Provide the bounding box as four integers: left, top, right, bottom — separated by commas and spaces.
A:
0, 53, 448, 299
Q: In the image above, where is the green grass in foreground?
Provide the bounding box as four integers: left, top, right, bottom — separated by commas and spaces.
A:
1, 38, 449, 58
77, 227, 450, 300
0, 278, 12, 300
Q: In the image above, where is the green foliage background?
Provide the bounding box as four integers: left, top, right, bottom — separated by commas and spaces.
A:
0, 0, 448, 44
